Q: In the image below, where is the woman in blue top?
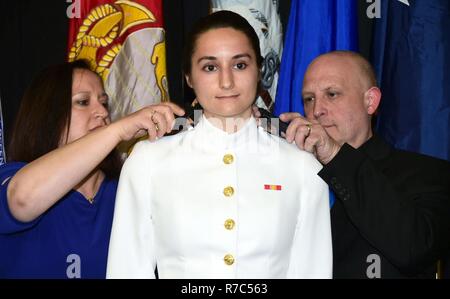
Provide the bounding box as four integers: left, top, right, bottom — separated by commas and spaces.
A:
0, 60, 184, 278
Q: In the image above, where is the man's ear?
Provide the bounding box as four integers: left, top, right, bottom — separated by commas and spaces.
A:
185, 75, 193, 88
364, 87, 382, 115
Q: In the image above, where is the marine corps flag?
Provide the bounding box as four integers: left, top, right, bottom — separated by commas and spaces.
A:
68, 0, 168, 121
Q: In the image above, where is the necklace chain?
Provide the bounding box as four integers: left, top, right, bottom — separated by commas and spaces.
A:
82, 172, 104, 205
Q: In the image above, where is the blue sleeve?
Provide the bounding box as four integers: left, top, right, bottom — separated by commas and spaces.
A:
0, 162, 40, 234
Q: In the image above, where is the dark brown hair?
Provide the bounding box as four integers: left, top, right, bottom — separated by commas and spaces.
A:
183, 10, 263, 75
7, 60, 122, 179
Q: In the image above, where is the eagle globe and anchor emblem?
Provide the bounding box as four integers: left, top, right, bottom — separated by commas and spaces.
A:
68, 0, 169, 121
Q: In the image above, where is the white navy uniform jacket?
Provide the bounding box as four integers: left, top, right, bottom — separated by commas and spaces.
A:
107, 116, 332, 278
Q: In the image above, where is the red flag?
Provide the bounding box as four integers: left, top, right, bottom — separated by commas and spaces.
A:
68, 0, 168, 121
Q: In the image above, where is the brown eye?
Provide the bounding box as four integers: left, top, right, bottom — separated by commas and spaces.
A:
303, 97, 314, 103
327, 92, 338, 98
76, 99, 89, 106
203, 65, 217, 72
234, 62, 247, 70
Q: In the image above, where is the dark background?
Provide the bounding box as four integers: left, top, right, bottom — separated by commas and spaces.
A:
0, 0, 373, 146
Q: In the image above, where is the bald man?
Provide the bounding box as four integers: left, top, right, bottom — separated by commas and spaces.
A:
281, 51, 450, 278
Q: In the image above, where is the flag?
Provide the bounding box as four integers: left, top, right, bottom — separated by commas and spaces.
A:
68, 0, 168, 121
0, 92, 5, 165
211, 0, 283, 111
372, 0, 450, 161
274, 0, 358, 116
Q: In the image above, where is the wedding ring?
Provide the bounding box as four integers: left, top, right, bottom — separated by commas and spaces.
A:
305, 123, 312, 137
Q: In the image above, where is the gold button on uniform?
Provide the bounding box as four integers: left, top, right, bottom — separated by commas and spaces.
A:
224, 219, 235, 230
223, 154, 234, 165
224, 254, 235, 266
223, 186, 234, 197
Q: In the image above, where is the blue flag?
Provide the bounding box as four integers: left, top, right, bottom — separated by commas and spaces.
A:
274, 0, 358, 116
372, 0, 450, 161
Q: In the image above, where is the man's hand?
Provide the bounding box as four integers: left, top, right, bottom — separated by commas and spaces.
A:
280, 112, 341, 164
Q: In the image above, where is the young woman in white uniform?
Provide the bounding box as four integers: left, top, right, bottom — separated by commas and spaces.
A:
107, 10, 332, 279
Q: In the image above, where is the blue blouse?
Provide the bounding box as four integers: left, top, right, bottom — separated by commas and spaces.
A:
0, 162, 117, 278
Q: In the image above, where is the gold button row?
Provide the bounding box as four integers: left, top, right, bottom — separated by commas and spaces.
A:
223, 154, 236, 267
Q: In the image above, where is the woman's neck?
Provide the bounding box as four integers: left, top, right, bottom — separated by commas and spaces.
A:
75, 170, 105, 203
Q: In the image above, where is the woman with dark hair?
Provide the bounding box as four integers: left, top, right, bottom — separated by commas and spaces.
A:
107, 11, 332, 279
0, 60, 184, 278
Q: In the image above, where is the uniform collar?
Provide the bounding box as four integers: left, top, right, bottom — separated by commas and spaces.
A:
359, 134, 392, 161
192, 114, 259, 151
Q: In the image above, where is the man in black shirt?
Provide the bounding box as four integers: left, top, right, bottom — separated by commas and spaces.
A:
281, 51, 450, 278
